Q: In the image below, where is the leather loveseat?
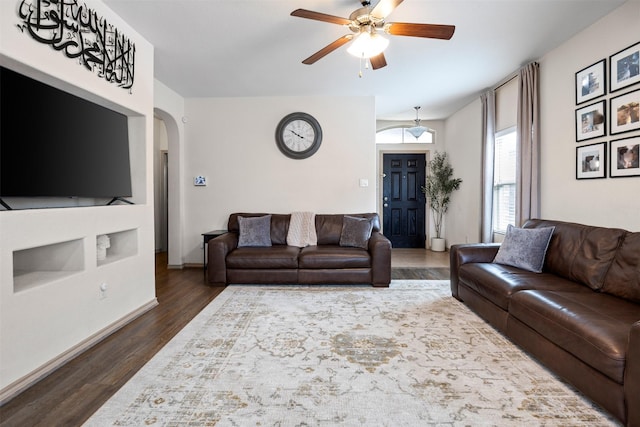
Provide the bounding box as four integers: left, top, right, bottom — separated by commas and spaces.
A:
450, 219, 640, 426
207, 213, 391, 287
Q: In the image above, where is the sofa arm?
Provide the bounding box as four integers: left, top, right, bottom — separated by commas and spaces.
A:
625, 320, 640, 426
207, 232, 238, 285
369, 231, 392, 287
450, 243, 501, 300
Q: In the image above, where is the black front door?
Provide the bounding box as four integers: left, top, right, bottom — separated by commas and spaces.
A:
382, 153, 426, 248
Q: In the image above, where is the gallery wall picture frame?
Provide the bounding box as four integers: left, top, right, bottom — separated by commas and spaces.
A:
610, 89, 640, 135
576, 142, 606, 180
576, 100, 606, 142
609, 136, 640, 178
609, 41, 640, 93
575, 59, 606, 105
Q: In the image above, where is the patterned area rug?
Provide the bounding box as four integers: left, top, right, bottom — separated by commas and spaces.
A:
84, 281, 618, 426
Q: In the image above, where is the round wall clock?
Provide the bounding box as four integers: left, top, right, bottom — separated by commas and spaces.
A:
275, 112, 322, 159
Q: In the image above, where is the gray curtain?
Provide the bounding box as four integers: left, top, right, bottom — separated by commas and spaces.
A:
481, 90, 496, 243
516, 62, 541, 226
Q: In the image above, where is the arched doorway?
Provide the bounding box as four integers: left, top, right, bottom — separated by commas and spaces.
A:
153, 108, 183, 267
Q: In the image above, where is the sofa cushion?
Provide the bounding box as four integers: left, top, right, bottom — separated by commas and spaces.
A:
316, 214, 381, 245
523, 219, 626, 290
509, 290, 640, 383
339, 215, 373, 249
228, 213, 291, 245
602, 232, 640, 303
316, 215, 346, 245
238, 215, 272, 247
459, 263, 589, 310
226, 246, 300, 269
493, 224, 554, 273
299, 245, 371, 269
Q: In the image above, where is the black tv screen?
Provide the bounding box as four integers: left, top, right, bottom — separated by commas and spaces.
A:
0, 66, 132, 201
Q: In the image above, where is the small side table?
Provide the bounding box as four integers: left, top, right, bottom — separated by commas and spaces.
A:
202, 230, 227, 275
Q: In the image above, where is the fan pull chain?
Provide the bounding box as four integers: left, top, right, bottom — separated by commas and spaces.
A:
358, 54, 371, 78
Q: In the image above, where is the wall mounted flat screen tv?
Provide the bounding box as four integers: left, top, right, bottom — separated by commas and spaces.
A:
0, 66, 132, 205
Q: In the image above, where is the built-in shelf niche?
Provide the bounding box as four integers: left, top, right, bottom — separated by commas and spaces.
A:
13, 239, 85, 293
97, 228, 138, 266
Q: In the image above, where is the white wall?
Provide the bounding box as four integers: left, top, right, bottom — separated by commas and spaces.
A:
444, 0, 640, 245
0, 0, 155, 398
443, 99, 483, 246
180, 96, 377, 264
539, 0, 640, 231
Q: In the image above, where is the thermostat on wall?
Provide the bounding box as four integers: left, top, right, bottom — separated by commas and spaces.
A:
194, 176, 207, 186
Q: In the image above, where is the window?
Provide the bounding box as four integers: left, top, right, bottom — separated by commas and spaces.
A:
492, 128, 516, 234
376, 126, 434, 144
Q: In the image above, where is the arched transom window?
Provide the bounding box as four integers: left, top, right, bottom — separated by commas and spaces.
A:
376, 126, 435, 144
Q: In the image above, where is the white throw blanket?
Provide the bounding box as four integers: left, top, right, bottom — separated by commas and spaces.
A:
287, 211, 317, 247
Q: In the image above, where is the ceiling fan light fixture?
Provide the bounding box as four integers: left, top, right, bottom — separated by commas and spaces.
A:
347, 31, 389, 58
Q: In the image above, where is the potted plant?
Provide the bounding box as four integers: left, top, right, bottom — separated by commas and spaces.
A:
421, 152, 462, 251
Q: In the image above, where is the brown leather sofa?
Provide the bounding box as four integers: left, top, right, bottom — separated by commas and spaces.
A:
450, 219, 640, 426
207, 213, 391, 287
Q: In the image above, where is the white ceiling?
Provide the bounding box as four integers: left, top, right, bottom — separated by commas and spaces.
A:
103, 0, 625, 120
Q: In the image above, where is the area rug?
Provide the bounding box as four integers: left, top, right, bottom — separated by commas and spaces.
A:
84, 281, 618, 426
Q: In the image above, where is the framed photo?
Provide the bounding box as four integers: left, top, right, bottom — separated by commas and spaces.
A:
575, 59, 606, 104
610, 89, 640, 134
576, 100, 606, 142
576, 142, 606, 179
610, 41, 640, 93
610, 136, 640, 178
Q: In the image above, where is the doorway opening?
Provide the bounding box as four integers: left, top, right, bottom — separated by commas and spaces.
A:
154, 117, 169, 253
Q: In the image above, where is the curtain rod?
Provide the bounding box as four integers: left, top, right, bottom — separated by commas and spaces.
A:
494, 73, 518, 91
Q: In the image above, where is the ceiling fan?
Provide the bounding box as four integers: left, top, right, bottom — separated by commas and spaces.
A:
291, 0, 455, 70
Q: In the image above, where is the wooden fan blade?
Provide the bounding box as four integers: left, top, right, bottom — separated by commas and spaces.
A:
370, 53, 387, 70
291, 9, 351, 26
370, 0, 404, 19
386, 22, 455, 40
302, 35, 354, 65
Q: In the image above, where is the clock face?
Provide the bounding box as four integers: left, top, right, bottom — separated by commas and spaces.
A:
283, 120, 315, 152
275, 112, 322, 159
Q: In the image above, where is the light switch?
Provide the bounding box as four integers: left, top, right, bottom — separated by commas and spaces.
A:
359, 179, 369, 187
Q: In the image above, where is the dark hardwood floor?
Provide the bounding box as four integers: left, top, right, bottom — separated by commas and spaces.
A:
0, 252, 448, 426
0, 253, 225, 427
391, 267, 449, 280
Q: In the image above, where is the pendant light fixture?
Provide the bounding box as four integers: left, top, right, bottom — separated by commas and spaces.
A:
407, 106, 428, 139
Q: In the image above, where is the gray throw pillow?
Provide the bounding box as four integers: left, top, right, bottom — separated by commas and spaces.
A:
339, 215, 373, 249
493, 224, 555, 273
238, 215, 272, 247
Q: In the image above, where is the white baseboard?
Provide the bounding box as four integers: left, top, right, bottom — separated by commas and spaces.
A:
0, 298, 159, 406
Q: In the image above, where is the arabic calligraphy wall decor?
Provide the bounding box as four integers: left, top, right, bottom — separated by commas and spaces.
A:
16, 0, 136, 91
